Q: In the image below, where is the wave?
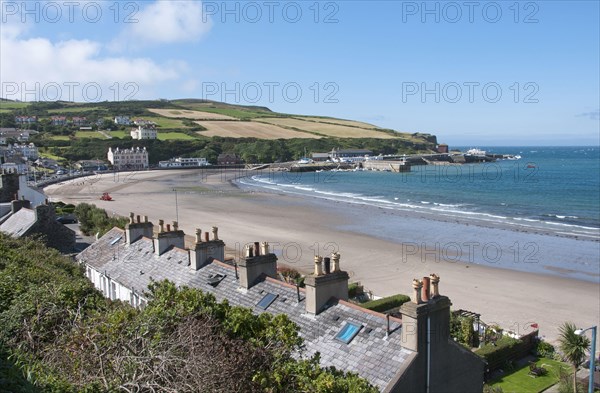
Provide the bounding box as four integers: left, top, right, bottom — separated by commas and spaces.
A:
238, 174, 600, 238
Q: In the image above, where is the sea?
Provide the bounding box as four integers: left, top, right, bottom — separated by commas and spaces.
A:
237, 146, 600, 281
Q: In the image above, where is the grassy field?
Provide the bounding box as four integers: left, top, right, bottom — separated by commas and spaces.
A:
176, 104, 274, 119
0, 101, 30, 109
48, 135, 71, 141
47, 107, 104, 113
256, 118, 399, 139
150, 117, 190, 129
294, 116, 380, 129
148, 108, 236, 120
195, 120, 320, 139
75, 131, 105, 139
488, 357, 570, 393
157, 132, 196, 141
108, 131, 128, 138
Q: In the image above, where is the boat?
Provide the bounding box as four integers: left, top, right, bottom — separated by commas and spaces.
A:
526, 163, 536, 168
297, 158, 312, 164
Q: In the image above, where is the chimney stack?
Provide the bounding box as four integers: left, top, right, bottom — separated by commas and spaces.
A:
400, 274, 451, 353
305, 252, 349, 314
125, 212, 154, 244
154, 218, 185, 256
237, 242, 277, 289
190, 227, 225, 270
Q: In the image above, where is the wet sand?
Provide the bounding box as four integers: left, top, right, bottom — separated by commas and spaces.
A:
45, 169, 600, 348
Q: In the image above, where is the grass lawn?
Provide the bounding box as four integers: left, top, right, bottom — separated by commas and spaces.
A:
151, 117, 189, 129
182, 106, 273, 119
157, 132, 195, 141
75, 131, 104, 139
47, 107, 103, 113
488, 357, 570, 393
108, 131, 128, 138
0, 101, 30, 109
48, 135, 71, 141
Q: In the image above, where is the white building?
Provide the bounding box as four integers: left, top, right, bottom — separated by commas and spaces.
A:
114, 116, 131, 125
158, 157, 209, 168
107, 147, 149, 170
9, 143, 39, 160
130, 126, 157, 140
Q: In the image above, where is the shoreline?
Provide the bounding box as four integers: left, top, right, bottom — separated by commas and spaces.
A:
44, 169, 600, 346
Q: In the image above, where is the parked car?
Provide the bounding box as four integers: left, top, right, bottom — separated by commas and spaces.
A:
56, 215, 77, 224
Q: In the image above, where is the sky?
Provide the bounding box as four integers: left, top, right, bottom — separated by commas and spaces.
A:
1, 0, 599, 146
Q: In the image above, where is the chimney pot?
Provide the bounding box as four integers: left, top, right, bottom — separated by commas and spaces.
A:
204, 232, 209, 242
129, 212, 135, 224
195, 228, 202, 243
212, 226, 219, 240
144, 215, 149, 223
422, 276, 430, 302
323, 257, 331, 274
166, 224, 171, 232
158, 219, 165, 233
260, 242, 269, 255
173, 221, 178, 231
254, 242, 260, 256
314, 255, 324, 276
331, 252, 340, 272
429, 273, 440, 298
412, 279, 423, 304
136, 215, 141, 223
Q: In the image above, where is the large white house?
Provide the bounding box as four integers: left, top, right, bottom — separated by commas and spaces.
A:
107, 147, 149, 170
130, 126, 157, 140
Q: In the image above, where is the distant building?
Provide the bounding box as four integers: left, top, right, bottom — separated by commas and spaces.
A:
75, 160, 109, 172
133, 119, 157, 127
72, 117, 88, 126
437, 144, 449, 153
7, 143, 39, 160
330, 148, 373, 162
159, 157, 209, 168
51, 116, 67, 126
14, 116, 37, 125
114, 116, 132, 125
311, 152, 330, 162
0, 128, 35, 143
217, 153, 243, 165
130, 126, 157, 140
108, 147, 149, 170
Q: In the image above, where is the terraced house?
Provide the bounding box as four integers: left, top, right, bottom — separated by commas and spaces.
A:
77, 214, 485, 392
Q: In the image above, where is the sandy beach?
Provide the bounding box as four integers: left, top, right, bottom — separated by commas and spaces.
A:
45, 169, 600, 348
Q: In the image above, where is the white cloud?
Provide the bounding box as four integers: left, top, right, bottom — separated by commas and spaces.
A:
0, 25, 183, 102
110, 1, 212, 51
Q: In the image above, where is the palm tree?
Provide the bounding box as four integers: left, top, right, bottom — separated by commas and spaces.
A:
558, 321, 591, 393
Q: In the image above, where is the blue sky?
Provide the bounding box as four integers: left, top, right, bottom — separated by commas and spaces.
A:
1, 0, 598, 145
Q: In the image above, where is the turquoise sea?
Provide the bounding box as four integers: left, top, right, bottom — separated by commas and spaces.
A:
241, 146, 600, 238
237, 146, 600, 281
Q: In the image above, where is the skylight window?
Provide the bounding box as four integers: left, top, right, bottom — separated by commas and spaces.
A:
335, 322, 362, 344
256, 293, 278, 310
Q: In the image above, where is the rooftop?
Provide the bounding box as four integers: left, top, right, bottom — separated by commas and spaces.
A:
78, 227, 413, 390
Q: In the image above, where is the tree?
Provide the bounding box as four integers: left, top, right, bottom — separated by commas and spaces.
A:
558, 321, 591, 393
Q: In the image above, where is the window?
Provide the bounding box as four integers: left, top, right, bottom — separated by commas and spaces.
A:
335, 322, 362, 344
111, 282, 117, 300
256, 293, 278, 310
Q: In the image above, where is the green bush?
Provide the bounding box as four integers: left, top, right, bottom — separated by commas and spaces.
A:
360, 294, 410, 313
74, 203, 128, 236
476, 336, 525, 370
534, 339, 555, 358
348, 282, 364, 298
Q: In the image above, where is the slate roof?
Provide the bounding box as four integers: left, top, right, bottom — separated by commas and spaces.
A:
77, 228, 414, 391
0, 208, 36, 237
